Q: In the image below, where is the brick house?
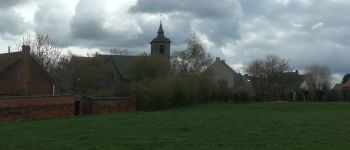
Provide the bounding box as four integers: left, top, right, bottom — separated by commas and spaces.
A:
0, 45, 53, 96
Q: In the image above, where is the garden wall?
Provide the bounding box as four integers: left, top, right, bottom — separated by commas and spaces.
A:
0, 95, 78, 121
0, 95, 136, 122
81, 96, 136, 115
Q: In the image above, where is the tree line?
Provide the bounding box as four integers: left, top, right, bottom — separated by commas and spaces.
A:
17, 33, 334, 110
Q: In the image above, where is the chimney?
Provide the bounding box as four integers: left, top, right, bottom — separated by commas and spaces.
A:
22, 45, 30, 55
216, 57, 220, 61
8, 46, 10, 53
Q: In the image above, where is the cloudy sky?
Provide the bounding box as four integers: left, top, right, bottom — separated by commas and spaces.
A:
0, 0, 349, 83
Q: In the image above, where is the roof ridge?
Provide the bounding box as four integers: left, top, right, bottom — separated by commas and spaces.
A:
220, 60, 237, 74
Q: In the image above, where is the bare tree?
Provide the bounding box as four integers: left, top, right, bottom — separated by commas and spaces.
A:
245, 54, 291, 99
18, 33, 61, 72
246, 59, 264, 78
304, 64, 331, 90
246, 54, 290, 80
109, 48, 128, 55
171, 33, 212, 75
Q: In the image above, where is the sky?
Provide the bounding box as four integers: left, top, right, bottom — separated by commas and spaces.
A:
0, 0, 349, 83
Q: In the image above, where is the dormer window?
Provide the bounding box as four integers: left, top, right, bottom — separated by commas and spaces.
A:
159, 45, 165, 54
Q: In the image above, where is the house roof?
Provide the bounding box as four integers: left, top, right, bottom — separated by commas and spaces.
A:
343, 79, 350, 88
0, 49, 54, 84
0, 52, 22, 72
71, 55, 143, 81
342, 74, 350, 84
207, 59, 237, 74
100, 55, 148, 80
70, 56, 94, 65
284, 72, 304, 88
333, 84, 343, 90
333, 76, 350, 89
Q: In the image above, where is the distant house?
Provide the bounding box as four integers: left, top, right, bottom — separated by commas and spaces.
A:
206, 57, 246, 88
333, 74, 350, 89
69, 55, 144, 83
246, 70, 303, 91
0, 45, 53, 96
284, 70, 304, 90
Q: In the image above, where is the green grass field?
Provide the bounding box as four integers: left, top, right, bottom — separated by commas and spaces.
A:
1, 102, 350, 150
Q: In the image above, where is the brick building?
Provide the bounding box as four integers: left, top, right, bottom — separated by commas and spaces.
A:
0, 45, 53, 96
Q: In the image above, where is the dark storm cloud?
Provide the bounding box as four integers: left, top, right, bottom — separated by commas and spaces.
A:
0, 0, 31, 35
33, 1, 74, 47
71, 14, 109, 40
130, 0, 240, 18
70, 0, 110, 41
66, 0, 194, 53
130, 0, 242, 50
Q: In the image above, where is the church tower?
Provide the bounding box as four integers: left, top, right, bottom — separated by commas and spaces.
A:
150, 22, 171, 61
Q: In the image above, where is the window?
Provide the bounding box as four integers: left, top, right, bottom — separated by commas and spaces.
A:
159, 45, 165, 54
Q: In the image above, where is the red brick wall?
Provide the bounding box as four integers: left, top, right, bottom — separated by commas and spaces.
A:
0, 95, 79, 121
91, 100, 136, 115
83, 97, 136, 115
0, 95, 136, 122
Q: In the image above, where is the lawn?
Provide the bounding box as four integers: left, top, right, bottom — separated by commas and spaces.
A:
1, 102, 350, 150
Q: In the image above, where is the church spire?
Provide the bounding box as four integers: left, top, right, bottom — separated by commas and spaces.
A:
158, 22, 164, 35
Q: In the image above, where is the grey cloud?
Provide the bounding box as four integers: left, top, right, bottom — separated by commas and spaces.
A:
130, 0, 242, 19
0, 0, 30, 9
226, 0, 350, 75
0, 9, 27, 35
34, 1, 74, 47
71, 14, 108, 40
130, 0, 243, 51
70, 0, 110, 41
3, 0, 347, 77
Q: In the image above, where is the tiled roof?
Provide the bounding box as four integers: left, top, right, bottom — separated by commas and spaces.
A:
343, 79, 350, 88
333, 84, 343, 90
0, 52, 22, 71
342, 74, 350, 84
70, 55, 143, 81
99, 55, 144, 80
